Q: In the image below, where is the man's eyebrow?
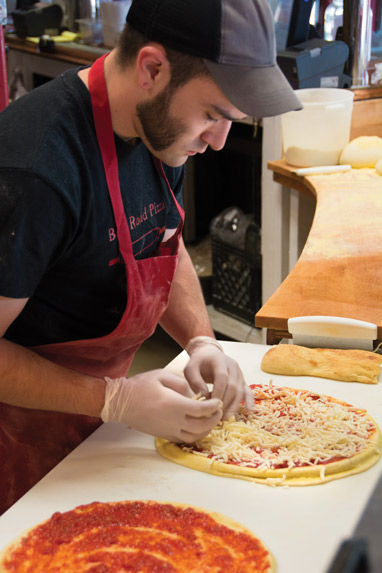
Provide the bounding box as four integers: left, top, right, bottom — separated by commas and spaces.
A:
211, 104, 247, 122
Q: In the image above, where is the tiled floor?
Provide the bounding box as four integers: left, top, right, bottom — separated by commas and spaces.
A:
128, 327, 182, 376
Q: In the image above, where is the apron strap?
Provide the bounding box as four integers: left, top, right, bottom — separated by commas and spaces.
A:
88, 54, 133, 252
152, 156, 185, 222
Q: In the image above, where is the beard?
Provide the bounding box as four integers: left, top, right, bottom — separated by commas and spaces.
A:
136, 84, 188, 152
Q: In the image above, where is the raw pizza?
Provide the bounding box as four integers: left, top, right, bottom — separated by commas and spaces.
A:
156, 384, 382, 486
0, 500, 275, 573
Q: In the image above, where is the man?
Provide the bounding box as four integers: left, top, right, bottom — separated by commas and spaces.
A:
0, 0, 301, 513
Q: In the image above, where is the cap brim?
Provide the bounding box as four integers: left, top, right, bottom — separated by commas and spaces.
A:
204, 60, 303, 118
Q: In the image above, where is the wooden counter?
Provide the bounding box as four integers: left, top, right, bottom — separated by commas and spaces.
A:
255, 160, 382, 345
5, 33, 108, 66
5, 33, 110, 92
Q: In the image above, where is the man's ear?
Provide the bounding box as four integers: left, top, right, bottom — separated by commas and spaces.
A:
136, 45, 170, 91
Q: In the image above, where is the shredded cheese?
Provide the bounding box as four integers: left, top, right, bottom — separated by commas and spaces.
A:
183, 384, 379, 471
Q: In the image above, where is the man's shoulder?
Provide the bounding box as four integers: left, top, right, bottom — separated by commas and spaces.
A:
0, 69, 91, 171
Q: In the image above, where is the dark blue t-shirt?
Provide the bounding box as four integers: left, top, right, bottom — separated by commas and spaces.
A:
0, 68, 184, 345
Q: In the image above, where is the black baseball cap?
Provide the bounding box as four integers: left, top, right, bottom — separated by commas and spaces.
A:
126, 0, 302, 117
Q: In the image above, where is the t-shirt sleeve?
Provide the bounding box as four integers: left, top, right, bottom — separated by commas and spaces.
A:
0, 169, 76, 298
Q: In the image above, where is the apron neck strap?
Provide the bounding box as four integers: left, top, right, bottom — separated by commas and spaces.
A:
152, 156, 184, 220
88, 54, 132, 247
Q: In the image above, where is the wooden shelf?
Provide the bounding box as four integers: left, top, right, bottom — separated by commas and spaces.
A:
5, 34, 108, 66
256, 161, 382, 344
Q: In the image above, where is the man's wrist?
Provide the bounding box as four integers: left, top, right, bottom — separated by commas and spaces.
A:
185, 336, 224, 356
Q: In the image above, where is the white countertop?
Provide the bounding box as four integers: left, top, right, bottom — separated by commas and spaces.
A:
1, 342, 381, 573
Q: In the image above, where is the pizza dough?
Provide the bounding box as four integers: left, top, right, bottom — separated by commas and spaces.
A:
339, 135, 382, 168
261, 344, 382, 384
0, 500, 275, 572
156, 384, 382, 487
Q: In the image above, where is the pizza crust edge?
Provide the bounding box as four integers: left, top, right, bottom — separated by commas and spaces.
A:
155, 416, 382, 487
0, 500, 276, 573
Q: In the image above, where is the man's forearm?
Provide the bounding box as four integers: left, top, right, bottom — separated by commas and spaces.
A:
0, 338, 106, 417
159, 239, 215, 348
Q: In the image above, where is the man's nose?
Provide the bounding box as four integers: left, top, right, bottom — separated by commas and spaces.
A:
202, 120, 232, 151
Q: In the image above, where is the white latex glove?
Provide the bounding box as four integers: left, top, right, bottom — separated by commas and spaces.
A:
184, 336, 254, 419
101, 369, 223, 443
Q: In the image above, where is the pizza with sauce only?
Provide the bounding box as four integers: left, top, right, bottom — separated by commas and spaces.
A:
0, 500, 275, 573
156, 384, 382, 486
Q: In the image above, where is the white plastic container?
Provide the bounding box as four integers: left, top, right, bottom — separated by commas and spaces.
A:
281, 88, 354, 167
76, 18, 103, 45
100, 0, 132, 48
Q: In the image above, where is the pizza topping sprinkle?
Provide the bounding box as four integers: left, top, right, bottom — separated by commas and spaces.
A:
182, 384, 380, 471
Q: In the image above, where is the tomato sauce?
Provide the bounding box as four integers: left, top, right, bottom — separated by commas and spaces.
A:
3, 501, 272, 572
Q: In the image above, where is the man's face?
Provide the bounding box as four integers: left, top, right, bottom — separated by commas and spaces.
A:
136, 75, 246, 167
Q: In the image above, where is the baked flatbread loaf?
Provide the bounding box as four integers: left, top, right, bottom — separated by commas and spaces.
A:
261, 344, 382, 384
339, 135, 382, 168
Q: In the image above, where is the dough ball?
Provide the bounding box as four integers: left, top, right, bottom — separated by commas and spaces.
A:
339, 136, 382, 168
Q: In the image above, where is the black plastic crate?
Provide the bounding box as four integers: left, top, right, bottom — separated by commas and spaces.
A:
210, 207, 262, 325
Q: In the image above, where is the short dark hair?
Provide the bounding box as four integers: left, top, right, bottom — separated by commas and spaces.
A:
116, 24, 211, 89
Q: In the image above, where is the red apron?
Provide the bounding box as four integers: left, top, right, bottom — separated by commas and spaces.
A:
0, 54, 184, 514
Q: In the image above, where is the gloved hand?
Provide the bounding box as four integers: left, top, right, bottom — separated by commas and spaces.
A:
101, 369, 223, 443
184, 336, 254, 419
